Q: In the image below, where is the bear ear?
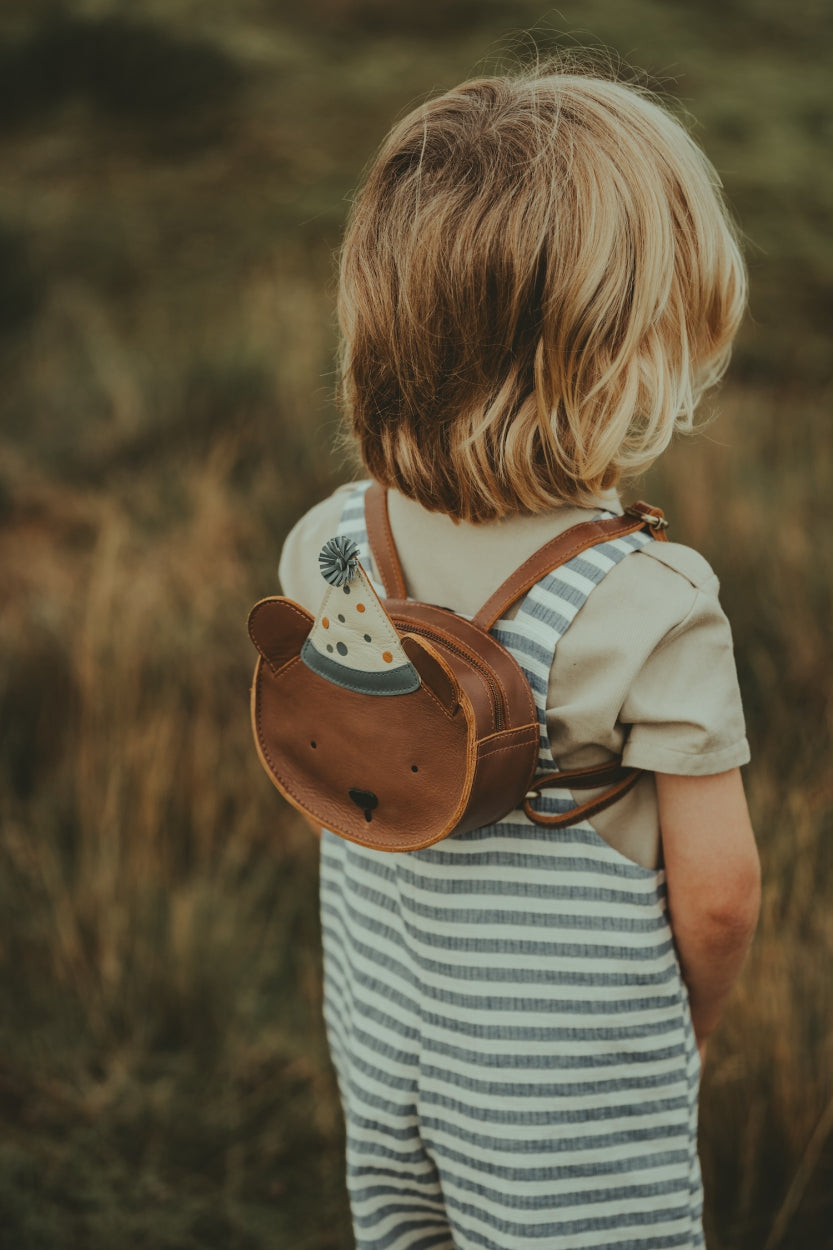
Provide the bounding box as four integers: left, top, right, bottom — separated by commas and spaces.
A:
401, 634, 461, 716
248, 598, 313, 673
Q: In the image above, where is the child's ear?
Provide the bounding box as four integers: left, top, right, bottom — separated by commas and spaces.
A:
248, 598, 313, 673
401, 634, 460, 716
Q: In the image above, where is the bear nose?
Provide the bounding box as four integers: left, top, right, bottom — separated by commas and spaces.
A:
348, 788, 378, 822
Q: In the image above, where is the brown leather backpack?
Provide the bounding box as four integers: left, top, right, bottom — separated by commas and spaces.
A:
248, 484, 667, 852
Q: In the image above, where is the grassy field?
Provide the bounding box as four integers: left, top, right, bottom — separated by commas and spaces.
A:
1, 2, 832, 1247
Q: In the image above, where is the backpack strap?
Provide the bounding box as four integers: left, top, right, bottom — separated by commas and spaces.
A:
472, 503, 667, 631
522, 761, 643, 828
472, 500, 667, 826
364, 480, 668, 625
365, 481, 407, 599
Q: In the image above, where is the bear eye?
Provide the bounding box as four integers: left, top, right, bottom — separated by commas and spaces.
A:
411, 765, 418, 773
310, 741, 317, 749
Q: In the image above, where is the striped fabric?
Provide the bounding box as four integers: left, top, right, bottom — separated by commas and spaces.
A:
320, 482, 704, 1250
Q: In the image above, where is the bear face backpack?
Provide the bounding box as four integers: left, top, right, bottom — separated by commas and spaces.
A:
247, 483, 667, 853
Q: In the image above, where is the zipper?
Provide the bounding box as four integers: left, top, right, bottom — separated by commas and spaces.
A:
397, 621, 504, 731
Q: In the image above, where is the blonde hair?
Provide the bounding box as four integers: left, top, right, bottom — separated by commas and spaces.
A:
338, 68, 747, 522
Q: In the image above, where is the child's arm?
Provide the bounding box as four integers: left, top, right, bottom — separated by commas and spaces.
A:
656, 768, 760, 1053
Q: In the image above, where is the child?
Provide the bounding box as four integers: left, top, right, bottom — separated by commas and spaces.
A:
278, 66, 761, 1250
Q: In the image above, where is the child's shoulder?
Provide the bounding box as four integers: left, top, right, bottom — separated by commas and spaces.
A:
277, 482, 361, 610
637, 539, 721, 595
554, 531, 748, 778
591, 535, 728, 659
281, 483, 356, 557
559, 533, 734, 713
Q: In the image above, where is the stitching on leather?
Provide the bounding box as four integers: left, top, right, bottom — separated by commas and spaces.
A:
479, 724, 539, 747
255, 660, 470, 835
248, 597, 312, 641
256, 661, 366, 829
249, 604, 312, 672
475, 740, 538, 759
426, 618, 536, 732
418, 674, 464, 720
396, 616, 498, 732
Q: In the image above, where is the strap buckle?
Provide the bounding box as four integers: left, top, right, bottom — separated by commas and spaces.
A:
625, 501, 669, 532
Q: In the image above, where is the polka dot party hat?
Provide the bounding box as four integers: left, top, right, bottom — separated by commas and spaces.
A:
300, 536, 420, 696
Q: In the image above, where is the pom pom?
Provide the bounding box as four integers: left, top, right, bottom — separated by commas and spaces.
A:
318, 536, 360, 587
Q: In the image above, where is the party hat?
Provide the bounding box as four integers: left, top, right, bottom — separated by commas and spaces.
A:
300, 537, 420, 696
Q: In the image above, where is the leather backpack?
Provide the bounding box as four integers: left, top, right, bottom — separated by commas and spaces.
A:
248, 483, 667, 853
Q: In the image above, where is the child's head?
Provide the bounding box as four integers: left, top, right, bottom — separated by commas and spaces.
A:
338, 67, 747, 522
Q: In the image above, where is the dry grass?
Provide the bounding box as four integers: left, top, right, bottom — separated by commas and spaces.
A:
644, 389, 833, 1250
1, 2, 832, 1247
0, 439, 351, 1247
2, 380, 831, 1248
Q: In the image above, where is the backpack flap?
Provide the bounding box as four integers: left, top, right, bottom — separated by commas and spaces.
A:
249, 538, 480, 852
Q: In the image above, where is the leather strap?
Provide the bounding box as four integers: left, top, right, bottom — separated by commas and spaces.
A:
523, 762, 643, 828
365, 481, 407, 599
364, 483, 667, 630
473, 503, 666, 631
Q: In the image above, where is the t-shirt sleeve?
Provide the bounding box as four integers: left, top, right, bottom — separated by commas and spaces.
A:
546, 540, 750, 778
619, 562, 750, 776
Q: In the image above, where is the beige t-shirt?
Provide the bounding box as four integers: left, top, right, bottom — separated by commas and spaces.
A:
278, 482, 750, 868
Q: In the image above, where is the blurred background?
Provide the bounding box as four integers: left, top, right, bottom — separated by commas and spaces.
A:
0, 1, 831, 1247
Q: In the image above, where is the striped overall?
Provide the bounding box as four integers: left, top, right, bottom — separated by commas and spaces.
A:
320, 483, 705, 1250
